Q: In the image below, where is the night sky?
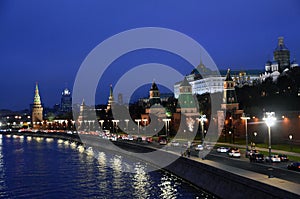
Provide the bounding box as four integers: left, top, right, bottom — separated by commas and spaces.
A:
1, 0, 300, 110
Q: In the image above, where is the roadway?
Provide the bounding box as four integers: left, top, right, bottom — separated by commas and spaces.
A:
126, 140, 300, 184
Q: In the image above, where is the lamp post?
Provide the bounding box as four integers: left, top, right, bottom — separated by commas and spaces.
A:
112, 120, 119, 134
253, 131, 257, 145
142, 119, 148, 134
135, 119, 141, 134
99, 120, 104, 130
263, 112, 276, 178
241, 113, 250, 152
124, 119, 129, 132
289, 134, 293, 151
229, 131, 232, 144
162, 118, 171, 137
197, 115, 207, 144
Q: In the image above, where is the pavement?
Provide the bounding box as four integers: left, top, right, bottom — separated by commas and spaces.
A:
192, 156, 300, 197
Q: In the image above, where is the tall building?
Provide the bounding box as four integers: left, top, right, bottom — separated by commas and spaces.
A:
60, 88, 72, 112
273, 37, 290, 72
261, 37, 299, 82
106, 84, 114, 112
145, 81, 165, 117
221, 69, 239, 111
32, 83, 43, 126
176, 77, 199, 116
218, 69, 243, 135
149, 81, 161, 106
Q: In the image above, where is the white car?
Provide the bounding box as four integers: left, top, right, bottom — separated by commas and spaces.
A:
217, 147, 229, 153
228, 148, 241, 158
170, 141, 180, 147
195, 144, 204, 151
265, 155, 281, 163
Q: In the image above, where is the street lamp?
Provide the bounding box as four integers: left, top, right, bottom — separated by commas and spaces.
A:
253, 131, 257, 145
99, 120, 104, 130
241, 113, 250, 152
112, 120, 119, 134
228, 131, 232, 144
263, 112, 276, 178
142, 119, 148, 134
197, 115, 207, 144
289, 134, 293, 151
135, 119, 141, 134
162, 118, 171, 137
124, 119, 129, 132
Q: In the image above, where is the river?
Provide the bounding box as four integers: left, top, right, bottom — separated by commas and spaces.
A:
0, 134, 216, 198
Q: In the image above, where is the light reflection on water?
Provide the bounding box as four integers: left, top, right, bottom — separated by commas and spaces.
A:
0, 135, 215, 198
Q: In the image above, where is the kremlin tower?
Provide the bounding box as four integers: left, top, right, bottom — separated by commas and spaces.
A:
32, 83, 43, 127
106, 84, 114, 112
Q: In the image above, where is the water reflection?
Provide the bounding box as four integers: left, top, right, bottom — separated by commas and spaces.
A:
159, 174, 179, 199
26, 136, 32, 141
0, 136, 8, 197
133, 163, 150, 198
111, 155, 124, 192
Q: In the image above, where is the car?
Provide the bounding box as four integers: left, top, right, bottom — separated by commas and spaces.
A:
228, 148, 241, 158
170, 140, 180, 147
287, 162, 300, 172
195, 144, 204, 151
217, 147, 229, 153
278, 154, 289, 162
265, 155, 281, 163
159, 139, 167, 145
249, 153, 264, 163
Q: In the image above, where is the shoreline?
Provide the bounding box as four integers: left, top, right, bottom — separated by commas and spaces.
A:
2, 131, 299, 198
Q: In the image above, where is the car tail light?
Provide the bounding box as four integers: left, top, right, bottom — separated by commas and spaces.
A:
298, 166, 300, 169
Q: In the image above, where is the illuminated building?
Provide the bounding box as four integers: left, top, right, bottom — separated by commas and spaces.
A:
106, 84, 114, 112
31, 83, 43, 127
60, 88, 72, 112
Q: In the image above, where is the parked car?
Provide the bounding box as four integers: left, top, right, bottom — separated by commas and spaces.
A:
195, 144, 204, 151
249, 153, 264, 163
170, 140, 180, 147
278, 154, 289, 162
287, 162, 300, 172
159, 139, 167, 145
217, 147, 229, 153
265, 155, 281, 163
228, 148, 241, 158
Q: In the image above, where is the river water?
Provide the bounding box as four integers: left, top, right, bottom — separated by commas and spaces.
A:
0, 134, 216, 198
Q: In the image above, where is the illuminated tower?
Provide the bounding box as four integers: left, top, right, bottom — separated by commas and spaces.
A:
32, 83, 43, 126
221, 69, 239, 111
273, 37, 290, 72
176, 77, 198, 116
60, 88, 72, 112
149, 81, 161, 106
107, 84, 114, 111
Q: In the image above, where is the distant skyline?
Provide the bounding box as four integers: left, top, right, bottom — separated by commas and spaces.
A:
1, 0, 300, 110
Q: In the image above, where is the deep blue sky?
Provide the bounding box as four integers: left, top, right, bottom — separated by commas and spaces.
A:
0, 0, 300, 110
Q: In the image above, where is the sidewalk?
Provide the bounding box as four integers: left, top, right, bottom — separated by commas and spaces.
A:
217, 142, 300, 157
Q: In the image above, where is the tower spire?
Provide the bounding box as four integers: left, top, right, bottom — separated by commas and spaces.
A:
34, 82, 42, 105
107, 84, 114, 111
32, 82, 43, 127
